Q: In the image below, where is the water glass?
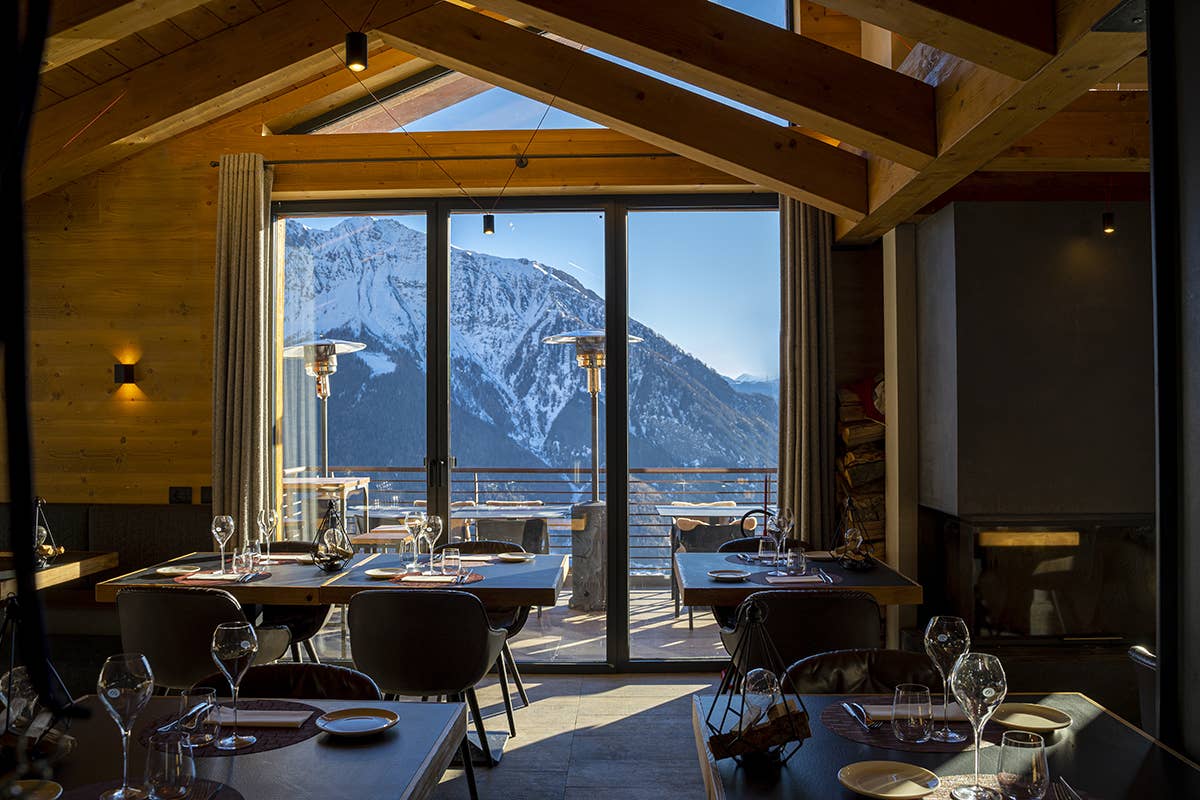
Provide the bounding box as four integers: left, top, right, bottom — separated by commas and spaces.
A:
757, 536, 778, 566
98, 653, 155, 800
143, 731, 195, 800
783, 548, 807, 576
925, 615, 971, 743
178, 687, 218, 747
997, 731, 1049, 800
891, 683, 933, 743
231, 549, 254, 577
442, 548, 462, 577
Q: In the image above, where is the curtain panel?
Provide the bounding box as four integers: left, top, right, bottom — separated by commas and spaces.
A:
212, 153, 274, 545
778, 200, 838, 547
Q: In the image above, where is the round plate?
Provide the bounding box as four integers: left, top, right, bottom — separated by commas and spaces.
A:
315, 707, 400, 737
837, 761, 940, 799
364, 567, 408, 579
156, 565, 201, 576
498, 552, 534, 563
992, 703, 1072, 733
708, 568, 750, 583
14, 780, 63, 800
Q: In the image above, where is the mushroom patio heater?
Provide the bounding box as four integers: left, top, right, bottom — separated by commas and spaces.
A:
542, 329, 641, 502
283, 338, 366, 477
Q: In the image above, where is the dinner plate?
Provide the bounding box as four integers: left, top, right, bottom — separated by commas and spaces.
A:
708, 568, 750, 583
364, 567, 408, 579
156, 565, 201, 576
13, 780, 62, 800
498, 552, 534, 563
315, 707, 400, 737
992, 703, 1072, 733
837, 761, 940, 799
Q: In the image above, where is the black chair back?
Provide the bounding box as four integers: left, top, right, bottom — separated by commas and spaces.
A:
435, 539, 524, 555
192, 662, 382, 701
718, 536, 761, 554
785, 648, 938, 694
1128, 645, 1157, 733
678, 522, 744, 554
348, 589, 506, 696
474, 519, 548, 554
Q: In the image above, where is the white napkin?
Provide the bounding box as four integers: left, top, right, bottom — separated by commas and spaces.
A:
262, 554, 313, 563
208, 708, 312, 728
400, 574, 459, 583
861, 702, 967, 722
765, 574, 825, 584
458, 554, 495, 563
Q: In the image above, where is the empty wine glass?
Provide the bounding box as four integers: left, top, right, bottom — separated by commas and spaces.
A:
211, 623, 258, 750
404, 512, 425, 570
257, 507, 277, 563
211, 516, 235, 576
951, 652, 1008, 800
925, 615, 971, 743
421, 516, 443, 575
143, 731, 195, 800
997, 731, 1049, 800
97, 653, 154, 800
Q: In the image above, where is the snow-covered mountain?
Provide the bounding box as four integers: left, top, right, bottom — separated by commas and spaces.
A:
283, 217, 778, 470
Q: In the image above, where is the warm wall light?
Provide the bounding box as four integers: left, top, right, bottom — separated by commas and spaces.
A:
345, 31, 368, 72
483, 214, 495, 235
978, 530, 1080, 547
1102, 210, 1116, 235
114, 363, 136, 384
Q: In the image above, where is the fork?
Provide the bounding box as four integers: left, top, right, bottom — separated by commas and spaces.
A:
850, 702, 884, 730
1052, 778, 1083, 800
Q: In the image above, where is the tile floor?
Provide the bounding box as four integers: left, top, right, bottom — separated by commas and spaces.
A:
431, 674, 720, 800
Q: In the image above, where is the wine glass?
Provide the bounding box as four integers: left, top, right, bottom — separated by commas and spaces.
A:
257, 507, 277, 563
421, 515, 443, 575
950, 652, 1008, 800
925, 615, 971, 743
997, 731, 1049, 800
211, 623, 258, 750
404, 512, 425, 570
97, 653, 154, 800
775, 507, 795, 552
211, 516, 235, 576
143, 731, 195, 800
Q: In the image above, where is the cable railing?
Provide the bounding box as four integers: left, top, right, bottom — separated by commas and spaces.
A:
286, 465, 776, 576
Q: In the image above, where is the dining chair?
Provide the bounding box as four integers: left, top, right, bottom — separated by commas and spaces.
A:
349, 589, 506, 798
116, 586, 291, 692
672, 516, 758, 627
474, 518, 549, 554
434, 539, 531, 737
718, 590, 882, 679
785, 648, 939, 694
258, 540, 333, 664
191, 662, 382, 701
1128, 644, 1157, 733
706, 536, 767, 629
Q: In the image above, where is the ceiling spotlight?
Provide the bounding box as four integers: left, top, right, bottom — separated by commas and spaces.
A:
483, 214, 495, 235
345, 31, 368, 72
1102, 210, 1116, 236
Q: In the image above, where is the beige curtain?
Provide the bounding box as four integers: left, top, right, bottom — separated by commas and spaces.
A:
212, 153, 274, 546
779, 199, 838, 547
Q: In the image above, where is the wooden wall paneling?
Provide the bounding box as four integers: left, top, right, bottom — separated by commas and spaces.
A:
44, 0, 209, 71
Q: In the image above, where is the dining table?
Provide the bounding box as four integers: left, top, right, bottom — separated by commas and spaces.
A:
674, 552, 922, 607
0, 550, 119, 596
692, 692, 1200, 798
656, 504, 774, 521
52, 695, 464, 800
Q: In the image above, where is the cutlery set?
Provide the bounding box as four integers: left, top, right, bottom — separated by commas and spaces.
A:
842, 701, 883, 731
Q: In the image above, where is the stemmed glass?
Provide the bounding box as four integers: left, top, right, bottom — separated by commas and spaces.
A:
925, 615, 971, 743
97, 653, 154, 800
211, 623, 258, 750
950, 653, 1008, 800
421, 515, 443, 575
404, 512, 425, 570
997, 731, 1049, 800
256, 508, 277, 563
211, 516, 235, 576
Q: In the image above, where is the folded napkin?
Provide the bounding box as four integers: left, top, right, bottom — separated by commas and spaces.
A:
765, 574, 825, 584
177, 571, 236, 583
860, 702, 967, 722
458, 554, 496, 563
399, 574, 459, 583
208, 708, 312, 728
262, 554, 313, 563
805, 550, 834, 561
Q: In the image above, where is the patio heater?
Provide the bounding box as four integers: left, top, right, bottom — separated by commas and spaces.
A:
283, 338, 365, 477
542, 330, 641, 502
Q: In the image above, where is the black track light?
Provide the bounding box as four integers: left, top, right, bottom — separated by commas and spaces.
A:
483, 214, 495, 235
345, 31, 368, 72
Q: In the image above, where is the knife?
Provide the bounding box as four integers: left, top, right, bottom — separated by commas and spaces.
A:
841, 702, 871, 733
817, 568, 832, 584
1058, 778, 1083, 800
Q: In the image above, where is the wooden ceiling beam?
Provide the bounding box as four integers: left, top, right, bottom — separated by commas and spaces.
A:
374, 3, 867, 217
836, 2, 1146, 243
988, 91, 1149, 172
816, 0, 1056, 79
44, 0, 209, 71
467, 0, 935, 168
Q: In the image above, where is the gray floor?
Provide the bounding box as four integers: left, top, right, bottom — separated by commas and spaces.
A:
432, 674, 720, 800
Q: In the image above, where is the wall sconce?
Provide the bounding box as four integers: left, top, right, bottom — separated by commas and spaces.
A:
345, 31, 368, 72
114, 363, 136, 385
1102, 211, 1116, 236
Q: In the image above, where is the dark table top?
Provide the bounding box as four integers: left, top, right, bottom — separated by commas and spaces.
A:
0, 551, 119, 595
656, 504, 773, 519
675, 552, 922, 606
55, 696, 464, 800
693, 692, 1200, 798
321, 552, 569, 606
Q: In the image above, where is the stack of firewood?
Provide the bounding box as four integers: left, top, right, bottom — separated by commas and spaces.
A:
837, 379, 885, 557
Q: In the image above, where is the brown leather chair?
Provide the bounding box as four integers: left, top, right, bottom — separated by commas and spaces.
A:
349, 589, 506, 797
785, 648, 939, 694
719, 590, 882, 677
1128, 645, 1157, 733
116, 587, 291, 692
191, 662, 381, 701
258, 540, 333, 663
435, 539, 531, 737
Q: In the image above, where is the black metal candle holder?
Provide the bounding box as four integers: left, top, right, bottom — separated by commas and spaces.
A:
312, 501, 353, 572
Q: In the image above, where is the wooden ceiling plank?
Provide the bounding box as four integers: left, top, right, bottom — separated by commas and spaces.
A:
136, 20, 197, 55
375, 3, 867, 217
816, 0, 1055, 80
37, 64, 98, 100
988, 90, 1149, 172
69, 48, 133, 84
469, 0, 936, 168
836, 2, 1146, 243
44, 0, 210, 71
103, 34, 167, 70
793, 2, 861, 56
169, 5, 231, 40
202, 0, 264, 26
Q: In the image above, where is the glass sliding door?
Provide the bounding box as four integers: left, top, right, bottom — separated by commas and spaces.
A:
624, 204, 780, 661
447, 208, 608, 663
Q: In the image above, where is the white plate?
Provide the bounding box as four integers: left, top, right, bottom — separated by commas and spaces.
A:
156, 565, 201, 576
837, 761, 940, 799
992, 703, 1072, 733
13, 781, 62, 800
315, 707, 400, 737
364, 567, 408, 579
708, 568, 750, 583
498, 552, 534, 563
